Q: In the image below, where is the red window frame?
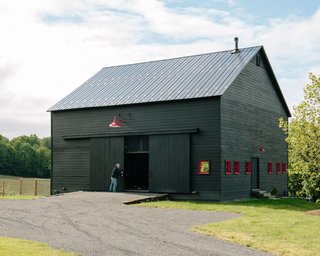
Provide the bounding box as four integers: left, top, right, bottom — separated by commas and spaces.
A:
234, 161, 240, 175
245, 161, 251, 175
282, 163, 287, 173
225, 160, 232, 175
276, 162, 281, 174
268, 162, 273, 174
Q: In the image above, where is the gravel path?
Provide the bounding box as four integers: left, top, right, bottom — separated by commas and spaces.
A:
0, 192, 272, 256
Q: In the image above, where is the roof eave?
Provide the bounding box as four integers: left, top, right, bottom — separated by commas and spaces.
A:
259, 47, 291, 117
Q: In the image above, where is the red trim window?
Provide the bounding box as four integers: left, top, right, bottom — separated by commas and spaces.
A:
234, 161, 240, 175
268, 162, 273, 174
225, 160, 232, 175
282, 163, 287, 173
245, 161, 251, 175
276, 162, 281, 174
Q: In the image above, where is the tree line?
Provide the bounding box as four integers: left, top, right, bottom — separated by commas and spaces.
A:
0, 134, 50, 178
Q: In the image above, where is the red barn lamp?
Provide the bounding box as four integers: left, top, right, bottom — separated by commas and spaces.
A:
108, 113, 131, 128
259, 145, 266, 153
109, 116, 121, 128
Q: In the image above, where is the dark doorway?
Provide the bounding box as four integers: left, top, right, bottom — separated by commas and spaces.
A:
251, 158, 260, 189
124, 136, 149, 191
124, 153, 149, 190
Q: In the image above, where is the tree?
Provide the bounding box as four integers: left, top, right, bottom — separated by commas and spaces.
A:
0, 134, 51, 178
280, 73, 320, 201
0, 135, 15, 175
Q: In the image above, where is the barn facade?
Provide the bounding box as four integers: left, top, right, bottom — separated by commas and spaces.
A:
48, 45, 290, 201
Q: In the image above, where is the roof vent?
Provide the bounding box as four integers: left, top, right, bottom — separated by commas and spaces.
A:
232, 37, 240, 54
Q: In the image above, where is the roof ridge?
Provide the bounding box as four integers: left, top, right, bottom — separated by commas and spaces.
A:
102, 45, 262, 70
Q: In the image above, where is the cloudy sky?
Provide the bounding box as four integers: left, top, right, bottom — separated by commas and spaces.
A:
1, 0, 319, 138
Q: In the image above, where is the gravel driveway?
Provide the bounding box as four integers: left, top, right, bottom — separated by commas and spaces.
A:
0, 192, 271, 256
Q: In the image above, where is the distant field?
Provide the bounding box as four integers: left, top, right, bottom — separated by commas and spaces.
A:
0, 175, 50, 196
0, 174, 25, 179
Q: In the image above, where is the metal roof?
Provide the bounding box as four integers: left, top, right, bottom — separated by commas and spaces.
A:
48, 46, 262, 111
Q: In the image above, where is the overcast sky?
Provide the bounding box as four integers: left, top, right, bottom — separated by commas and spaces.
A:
1, 0, 319, 138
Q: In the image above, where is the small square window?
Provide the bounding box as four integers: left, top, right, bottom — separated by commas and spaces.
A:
125, 136, 149, 152
256, 54, 261, 66
245, 161, 251, 175
268, 162, 273, 174
198, 160, 210, 175
234, 161, 240, 175
225, 160, 232, 175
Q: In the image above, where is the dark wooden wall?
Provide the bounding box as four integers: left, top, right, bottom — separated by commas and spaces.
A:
51, 98, 221, 199
52, 139, 90, 192
220, 50, 289, 200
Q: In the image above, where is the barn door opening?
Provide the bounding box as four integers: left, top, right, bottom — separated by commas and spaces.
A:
124, 153, 149, 190
124, 136, 149, 191
251, 157, 260, 189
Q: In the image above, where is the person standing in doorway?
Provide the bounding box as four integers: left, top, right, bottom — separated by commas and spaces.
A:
109, 163, 121, 192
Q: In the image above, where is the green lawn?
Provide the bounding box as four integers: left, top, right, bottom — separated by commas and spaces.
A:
141, 198, 320, 256
0, 237, 78, 256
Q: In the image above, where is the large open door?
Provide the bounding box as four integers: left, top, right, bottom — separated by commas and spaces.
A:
90, 137, 124, 191
124, 153, 149, 190
124, 136, 149, 191
149, 134, 190, 193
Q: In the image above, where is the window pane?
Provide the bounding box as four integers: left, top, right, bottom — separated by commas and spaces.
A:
125, 136, 149, 152
125, 136, 141, 152
142, 136, 149, 151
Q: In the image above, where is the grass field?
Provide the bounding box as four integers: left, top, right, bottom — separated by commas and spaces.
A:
141, 198, 320, 256
0, 175, 25, 179
0, 195, 41, 200
0, 175, 50, 196
0, 237, 78, 256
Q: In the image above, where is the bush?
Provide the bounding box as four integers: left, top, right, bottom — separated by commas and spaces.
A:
288, 171, 304, 197
271, 187, 278, 196
301, 172, 320, 201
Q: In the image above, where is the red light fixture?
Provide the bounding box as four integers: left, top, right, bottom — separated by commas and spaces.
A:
109, 116, 121, 128
259, 145, 266, 153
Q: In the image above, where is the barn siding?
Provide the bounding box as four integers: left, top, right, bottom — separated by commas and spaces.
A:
220, 51, 288, 200
51, 98, 221, 198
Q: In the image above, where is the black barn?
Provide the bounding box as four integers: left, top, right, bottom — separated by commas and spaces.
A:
48, 45, 290, 201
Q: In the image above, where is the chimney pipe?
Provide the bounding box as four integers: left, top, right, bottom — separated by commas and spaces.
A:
234, 37, 240, 53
